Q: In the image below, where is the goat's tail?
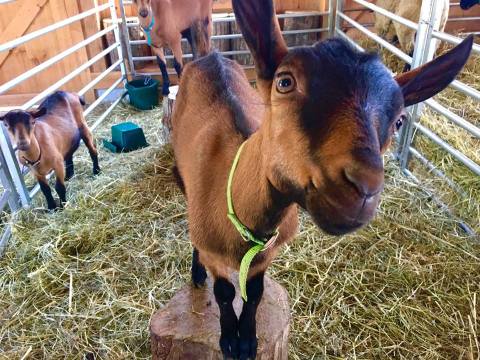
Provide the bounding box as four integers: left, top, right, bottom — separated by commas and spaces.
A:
190, 16, 211, 58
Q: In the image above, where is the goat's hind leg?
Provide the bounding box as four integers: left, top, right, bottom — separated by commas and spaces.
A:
80, 126, 100, 175
191, 247, 207, 287
170, 36, 184, 77
65, 156, 74, 181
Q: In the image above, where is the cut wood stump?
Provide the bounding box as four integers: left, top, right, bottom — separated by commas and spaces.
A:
161, 85, 178, 143
150, 275, 290, 360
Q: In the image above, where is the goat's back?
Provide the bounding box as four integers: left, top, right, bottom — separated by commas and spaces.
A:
172, 52, 264, 175
35, 91, 86, 156
171, 52, 265, 230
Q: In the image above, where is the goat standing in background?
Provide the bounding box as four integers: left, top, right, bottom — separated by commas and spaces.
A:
0, 91, 100, 210
374, 0, 449, 70
132, 0, 213, 95
171, 0, 472, 358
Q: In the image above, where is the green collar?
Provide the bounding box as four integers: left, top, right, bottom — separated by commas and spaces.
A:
142, 17, 155, 46
227, 141, 278, 301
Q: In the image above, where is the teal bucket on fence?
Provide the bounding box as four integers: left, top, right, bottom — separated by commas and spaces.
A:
125, 78, 159, 110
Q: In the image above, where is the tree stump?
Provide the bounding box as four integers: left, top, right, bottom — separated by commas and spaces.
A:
161, 85, 178, 143
150, 275, 290, 360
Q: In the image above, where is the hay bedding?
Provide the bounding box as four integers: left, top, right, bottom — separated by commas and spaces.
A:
0, 101, 479, 360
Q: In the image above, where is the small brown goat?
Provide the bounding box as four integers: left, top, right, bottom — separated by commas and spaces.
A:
171, 0, 473, 358
0, 91, 99, 210
132, 0, 213, 95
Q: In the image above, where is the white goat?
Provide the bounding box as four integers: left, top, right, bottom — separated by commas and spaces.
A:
374, 0, 449, 56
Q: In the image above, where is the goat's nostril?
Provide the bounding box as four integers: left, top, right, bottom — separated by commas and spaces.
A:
344, 167, 384, 198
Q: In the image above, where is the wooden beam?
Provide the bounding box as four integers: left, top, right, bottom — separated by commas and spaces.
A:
0, 0, 49, 67
0, 93, 38, 110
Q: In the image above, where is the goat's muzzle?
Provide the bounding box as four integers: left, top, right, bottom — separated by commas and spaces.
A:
304, 162, 384, 236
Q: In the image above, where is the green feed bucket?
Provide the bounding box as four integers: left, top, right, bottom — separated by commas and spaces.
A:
125, 78, 159, 110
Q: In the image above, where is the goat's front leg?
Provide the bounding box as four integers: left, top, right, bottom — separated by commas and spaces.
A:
238, 272, 264, 360
214, 277, 239, 359
151, 46, 170, 95
37, 175, 57, 210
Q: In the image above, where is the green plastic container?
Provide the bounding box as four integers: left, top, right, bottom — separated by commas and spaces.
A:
125, 78, 159, 110
103, 122, 148, 153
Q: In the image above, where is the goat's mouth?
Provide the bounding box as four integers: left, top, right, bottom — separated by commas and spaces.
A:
304, 190, 381, 236
17, 143, 31, 151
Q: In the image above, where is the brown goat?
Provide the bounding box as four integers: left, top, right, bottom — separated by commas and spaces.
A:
132, 0, 213, 95
171, 0, 473, 357
0, 91, 100, 210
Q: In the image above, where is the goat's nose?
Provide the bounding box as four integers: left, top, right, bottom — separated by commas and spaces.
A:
139, 9, 148, 18
344, 165, 384, 198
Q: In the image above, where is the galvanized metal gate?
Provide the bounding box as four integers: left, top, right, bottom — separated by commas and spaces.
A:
0, 0, 127, 253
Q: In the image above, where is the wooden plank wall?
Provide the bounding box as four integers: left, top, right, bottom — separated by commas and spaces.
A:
0, 0, 105, 103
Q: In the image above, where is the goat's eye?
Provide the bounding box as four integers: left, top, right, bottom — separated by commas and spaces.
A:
276, 73, 295, 94
395, 115, 407, 131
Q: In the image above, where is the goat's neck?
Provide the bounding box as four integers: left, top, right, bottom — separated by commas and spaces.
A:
19, 136, 41, 164
229, 130, 291, 239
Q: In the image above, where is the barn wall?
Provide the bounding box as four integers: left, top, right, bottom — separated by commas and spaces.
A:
0, 0, 105, 101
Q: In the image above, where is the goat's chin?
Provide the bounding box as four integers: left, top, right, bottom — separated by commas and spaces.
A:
311, 215, 366, 236
304, 192, 379, 236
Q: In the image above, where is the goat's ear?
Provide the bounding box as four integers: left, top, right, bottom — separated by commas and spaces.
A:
232, 0, 288, 97
395, 35, 473, 107
30, 107, 47, 119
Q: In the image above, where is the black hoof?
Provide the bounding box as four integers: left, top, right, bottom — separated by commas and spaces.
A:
239, 337, 258, 360
93, 167, 100, 175
192, 265, 207, 288
220, 335, 239, 360
162, 84, 170, 96
48, 205, 61, 212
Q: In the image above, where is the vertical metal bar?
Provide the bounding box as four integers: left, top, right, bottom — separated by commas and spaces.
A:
328, 0, 336, 37
335, 0, 344, 36
118, 0, 135, 78
0, 159, 20, 212
109, 0, 128, 83
397, 0, 439, 170
0, 124, 30, 207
